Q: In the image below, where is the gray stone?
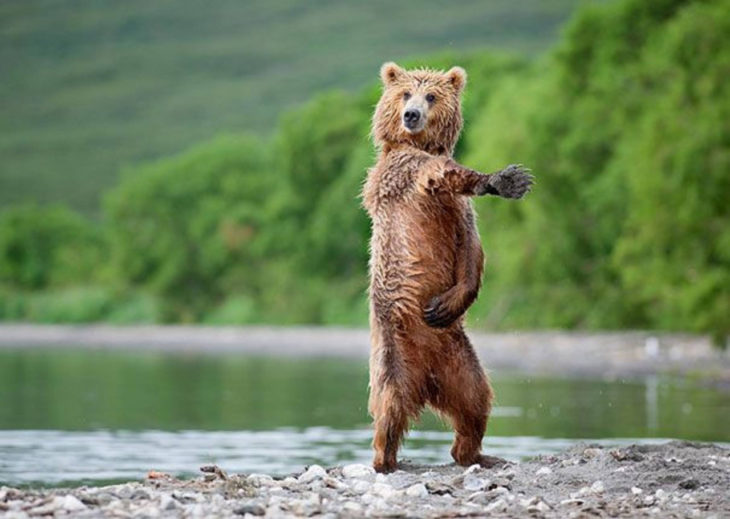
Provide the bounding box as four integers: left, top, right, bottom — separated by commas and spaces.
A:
463, 474, 489, 491
405, 483, 428, 498
341, 464, 375, 479
159, 495, 178, 510
130, 489, 151, 500
298, 464, 327, 483
233, 502, 265, 516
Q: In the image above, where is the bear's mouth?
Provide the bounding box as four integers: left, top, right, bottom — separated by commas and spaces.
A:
403, 120, 425, 133
403, 117, 426, 134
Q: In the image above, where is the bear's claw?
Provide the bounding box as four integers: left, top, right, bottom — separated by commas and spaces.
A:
424, 296, 460, 328
489, 164, 534, 199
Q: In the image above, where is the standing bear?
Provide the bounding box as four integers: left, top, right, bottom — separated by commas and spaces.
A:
363, 62, 533, 473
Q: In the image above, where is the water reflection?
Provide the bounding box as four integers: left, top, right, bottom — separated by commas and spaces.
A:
0, 349, 728, 485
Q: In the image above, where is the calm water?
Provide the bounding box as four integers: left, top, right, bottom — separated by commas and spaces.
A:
0, 349, 728, 486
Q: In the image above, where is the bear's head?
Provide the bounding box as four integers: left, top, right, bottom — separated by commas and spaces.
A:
373, 62, 466, 155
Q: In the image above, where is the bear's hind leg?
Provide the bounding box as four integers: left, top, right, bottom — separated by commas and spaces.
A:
428, 330, 504, 468
368, 324, 426, 473
370, 389, 409, 473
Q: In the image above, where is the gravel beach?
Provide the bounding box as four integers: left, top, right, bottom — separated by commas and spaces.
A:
2, 441, 728, 518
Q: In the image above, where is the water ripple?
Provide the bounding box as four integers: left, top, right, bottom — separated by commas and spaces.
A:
0, 428, 678, 487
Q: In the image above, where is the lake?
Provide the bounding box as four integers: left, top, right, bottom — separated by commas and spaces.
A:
1, 349, 728, 487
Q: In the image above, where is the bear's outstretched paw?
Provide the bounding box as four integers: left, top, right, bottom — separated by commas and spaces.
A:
489, 164, 534, 199
423, 296, 461, 328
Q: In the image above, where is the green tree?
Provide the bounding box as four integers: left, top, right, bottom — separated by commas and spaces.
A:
0, 204, 102, 289
105, 135, 275, 321
612, 0, 730, 344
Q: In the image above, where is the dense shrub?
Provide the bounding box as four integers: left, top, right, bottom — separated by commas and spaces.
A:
105, 135, 275, 321
0, 204, 103, 289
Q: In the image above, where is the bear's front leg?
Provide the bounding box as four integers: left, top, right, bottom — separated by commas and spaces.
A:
423, 284, 475, 328
421, 159, 533, 200
485, 164, 534, 199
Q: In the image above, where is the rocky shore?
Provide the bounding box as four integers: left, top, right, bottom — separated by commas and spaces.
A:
2, 441, 728, 518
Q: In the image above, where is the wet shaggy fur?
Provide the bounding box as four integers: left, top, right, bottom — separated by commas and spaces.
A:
362, 62, 533, 473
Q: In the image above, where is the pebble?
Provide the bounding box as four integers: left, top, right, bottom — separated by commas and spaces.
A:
463, 464, 482, 475
130, 489, 151, 500
374, 473, 389, 483
135, 504, 161, 517
405, 483, 428, 498
360, 492, 375, 504
298, 464, 327, 483
184, 503, 201, 517
233, 502, 266, 516
247, 474, 275, 487
62, 494, 88, 511
536, 466, 553, 476
530, 500, 551, 513
465, 491, 487, 504
463, 474, 489, 491
371, 482, 397, 499
591, 480, 605, 494
560, 498, 584, 506
323, 476, 347, 490
583, 448, 602, 458
342, 501, 362, 513
350, 479, 371, 495
631, 486, 643, 495
679, 478, 700, 490
281, 476, 298, 489
341, 464, 375, 479
485, 498, 507, 513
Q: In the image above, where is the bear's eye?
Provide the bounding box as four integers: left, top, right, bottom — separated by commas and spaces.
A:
425, 93, 436, 103
403, 92, 411, 101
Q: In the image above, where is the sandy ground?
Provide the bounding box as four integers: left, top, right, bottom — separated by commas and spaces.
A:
1, 324, 729, 383
2, 441, 728, 518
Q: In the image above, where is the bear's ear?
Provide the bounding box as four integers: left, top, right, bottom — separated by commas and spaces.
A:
446, 66, 467, 93
380, 62, 405, 86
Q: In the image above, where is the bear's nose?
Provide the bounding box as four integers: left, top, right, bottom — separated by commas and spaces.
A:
404, 109, 421, 124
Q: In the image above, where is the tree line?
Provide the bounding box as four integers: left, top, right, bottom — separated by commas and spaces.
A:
1, 0, 727, 344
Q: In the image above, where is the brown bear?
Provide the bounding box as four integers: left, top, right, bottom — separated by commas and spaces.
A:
362, 62, 533, 473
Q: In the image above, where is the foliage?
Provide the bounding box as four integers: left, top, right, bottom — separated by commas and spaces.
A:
1, 0, 728, 344
0, 204, 103, 289
611, 0, 730, 343
463, 0, 730, 345
105, 135, 275, 321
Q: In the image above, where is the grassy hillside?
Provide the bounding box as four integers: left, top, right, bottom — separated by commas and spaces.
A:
0, 0, 590, 212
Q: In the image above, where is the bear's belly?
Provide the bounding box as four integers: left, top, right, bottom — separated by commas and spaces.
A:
369, 202, 462, 312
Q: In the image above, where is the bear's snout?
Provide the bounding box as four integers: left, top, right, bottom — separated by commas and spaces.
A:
403, 107, 424, 133
404, 109, 421, 125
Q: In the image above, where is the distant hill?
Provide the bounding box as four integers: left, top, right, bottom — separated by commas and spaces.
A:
0, 0, 590, 212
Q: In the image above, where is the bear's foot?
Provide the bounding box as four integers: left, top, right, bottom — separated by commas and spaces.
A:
373, 459, 398, 474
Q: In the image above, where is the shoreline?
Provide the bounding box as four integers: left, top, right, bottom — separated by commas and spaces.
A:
2, 441, 728, 517
1, 324, 728, 382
